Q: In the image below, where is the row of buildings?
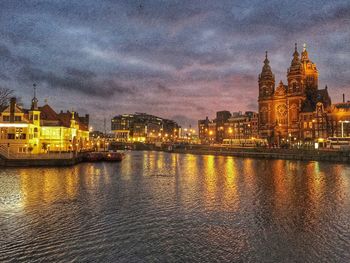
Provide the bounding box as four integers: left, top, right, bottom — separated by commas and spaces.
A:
111, 113, 181, 142
198, 44, 350, 145
198, 111, 259, 144
0, 92, 90, 155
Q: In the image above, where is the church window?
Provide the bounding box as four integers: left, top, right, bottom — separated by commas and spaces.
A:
277, 105, 287, 125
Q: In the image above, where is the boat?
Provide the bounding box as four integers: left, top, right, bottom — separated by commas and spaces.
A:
103, 151, 125, 162
84, 152, 104, 162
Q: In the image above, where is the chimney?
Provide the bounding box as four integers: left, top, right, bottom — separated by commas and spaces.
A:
343, 94, 345, 103
9, 97, 16, 123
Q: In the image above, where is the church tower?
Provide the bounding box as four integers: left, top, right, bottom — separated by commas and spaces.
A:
258, 51, 275, 139
258, 51, 275, 99
301, 43, 318, 91
287, 43, 304, 95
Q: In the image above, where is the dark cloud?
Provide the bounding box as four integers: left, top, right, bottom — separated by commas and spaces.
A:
18, 65, 135, 97
0, 0, 349, 130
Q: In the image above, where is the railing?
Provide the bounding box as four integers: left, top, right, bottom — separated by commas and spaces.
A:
6, 152, 76, 160
0, 144, 77, 159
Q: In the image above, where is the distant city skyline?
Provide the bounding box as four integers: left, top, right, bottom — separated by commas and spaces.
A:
0, 0, 349, 130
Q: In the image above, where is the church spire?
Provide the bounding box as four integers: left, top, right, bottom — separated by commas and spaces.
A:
264, 51, 269, 64
260, 51, 273, 79
301, 43, 309, 62
259, 51, 275, 98
292, 43, 299, 62
31, 83, 38, 110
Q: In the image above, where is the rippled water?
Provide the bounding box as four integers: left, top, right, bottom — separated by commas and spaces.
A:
1, 151, 350, 262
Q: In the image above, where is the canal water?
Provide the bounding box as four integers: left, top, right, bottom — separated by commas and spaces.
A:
0, 151, 350, 262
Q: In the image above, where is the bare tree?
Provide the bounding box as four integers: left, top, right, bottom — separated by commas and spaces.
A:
0, 87, 14, 110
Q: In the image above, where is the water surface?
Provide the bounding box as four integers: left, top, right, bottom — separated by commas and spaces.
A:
1, 151, 350, 262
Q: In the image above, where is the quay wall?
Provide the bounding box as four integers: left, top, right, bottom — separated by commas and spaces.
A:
125, 143, 350, 163
0, 155, 84, 167
169, 148, 350, 163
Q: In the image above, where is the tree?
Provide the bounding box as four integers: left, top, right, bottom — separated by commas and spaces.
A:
0, 87, 13, 110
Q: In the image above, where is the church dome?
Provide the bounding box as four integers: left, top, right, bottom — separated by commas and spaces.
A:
288, 43, 303, 74
259, 51, 274, 80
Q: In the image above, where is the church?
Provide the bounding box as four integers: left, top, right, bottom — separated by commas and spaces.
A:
258, 44, 331, 144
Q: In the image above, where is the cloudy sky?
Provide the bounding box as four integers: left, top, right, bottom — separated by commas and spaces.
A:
0, 0, 349, 130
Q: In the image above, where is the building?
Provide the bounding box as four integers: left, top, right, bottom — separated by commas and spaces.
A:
224, 111, 259, 140
300, 99, 350, 142
215, 111, 232, 143
0, 94, 90, 155
111, 113, 180, 142
198, 111, 259, 143
258, 44, 331, 144
198, 116, 211, 143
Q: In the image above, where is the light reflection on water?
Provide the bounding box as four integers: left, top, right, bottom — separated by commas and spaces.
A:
0, 151, 350, 262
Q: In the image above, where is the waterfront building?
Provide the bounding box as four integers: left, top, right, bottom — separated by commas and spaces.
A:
198, 116, 212, 143
224, 111, 259, 140
0, 95, 90, 155
111, 113, 180, 142
208, 122, 217, 143
300, 99, 350, 142
258, 43, 331, 143
215, 111, 232, 143
258, 44, 350, 145
198, 111, 259, 143
198, 44, 350, 146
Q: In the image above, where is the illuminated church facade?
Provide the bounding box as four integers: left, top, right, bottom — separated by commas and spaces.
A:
258, 44, 331, 143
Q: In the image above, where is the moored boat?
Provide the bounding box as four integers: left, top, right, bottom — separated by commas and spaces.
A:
103, 152, 125, 162
84, 152, 104, 162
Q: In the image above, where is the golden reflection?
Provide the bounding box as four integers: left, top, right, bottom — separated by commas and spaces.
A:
242, 158, 256, 194
203, 155, 216, 198
183, 154, 198, 182
225, 157, 236, 188
156, 152, 165, 171
0, 172, 25, 211
84, 166, 100, 189
222, 157, 239, 212
120, 152, 134, 179
271, 160, 289, 214
65, 171, 78, 199
18, 168, 80, 208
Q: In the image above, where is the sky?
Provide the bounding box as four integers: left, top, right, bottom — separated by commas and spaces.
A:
0, 0, 350, 130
